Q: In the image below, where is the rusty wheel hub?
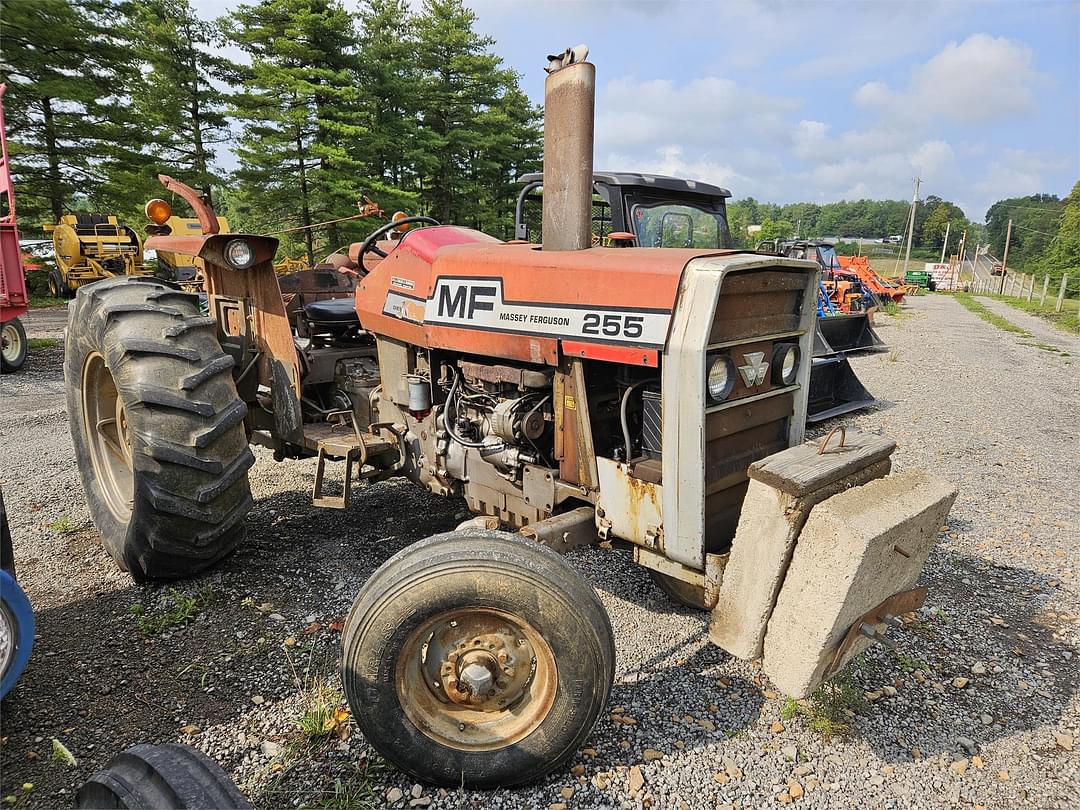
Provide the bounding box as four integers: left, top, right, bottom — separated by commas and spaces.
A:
397, 607, 557, 751
81, 352, 134, 521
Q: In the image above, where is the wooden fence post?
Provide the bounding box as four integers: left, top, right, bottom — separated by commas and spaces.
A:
1056, 275, 1068, 313
1026, 275, 1035, 301
1040, 275, 1050, 306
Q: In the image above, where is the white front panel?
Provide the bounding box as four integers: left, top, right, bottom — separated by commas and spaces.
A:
661, 255, 819, 570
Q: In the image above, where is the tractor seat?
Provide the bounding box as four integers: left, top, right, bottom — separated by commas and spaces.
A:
304, 297, 360, 324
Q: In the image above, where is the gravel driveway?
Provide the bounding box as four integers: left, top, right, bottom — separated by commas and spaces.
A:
1, 295, 1077, 809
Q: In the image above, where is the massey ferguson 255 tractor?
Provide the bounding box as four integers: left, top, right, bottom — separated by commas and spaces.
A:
64, 48, 956, 787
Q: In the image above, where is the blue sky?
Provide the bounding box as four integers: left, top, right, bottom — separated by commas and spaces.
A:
194, 0, 1080, 220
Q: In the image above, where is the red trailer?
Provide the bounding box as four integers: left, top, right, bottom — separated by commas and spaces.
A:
1, 84, 29, 373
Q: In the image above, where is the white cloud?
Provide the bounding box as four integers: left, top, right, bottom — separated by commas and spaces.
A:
596, 76, 800, 154
853, 34, 1042, 125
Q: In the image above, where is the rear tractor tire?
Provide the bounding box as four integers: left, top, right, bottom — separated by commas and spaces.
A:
64, 276, 254, 580
342, 530, 616, 787
1, 317, 27, 373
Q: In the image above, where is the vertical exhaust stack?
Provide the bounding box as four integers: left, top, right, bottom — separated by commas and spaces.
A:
542, 45, 595, 251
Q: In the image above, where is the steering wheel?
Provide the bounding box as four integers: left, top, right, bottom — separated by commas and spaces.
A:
356, 216, 440, 273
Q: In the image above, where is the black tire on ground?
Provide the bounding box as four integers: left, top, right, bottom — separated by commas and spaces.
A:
1, 317, 27, 373
64, 276, 254, 580
342, 530, 616, 787
75, 743, 252, 809
649, 568, 707, 610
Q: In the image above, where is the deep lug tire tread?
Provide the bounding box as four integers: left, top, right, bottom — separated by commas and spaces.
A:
75, 742, 252, 809
64, 276, 253, 580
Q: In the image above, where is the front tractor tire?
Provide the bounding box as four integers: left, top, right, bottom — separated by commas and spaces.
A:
342, 531, 616, 787
65, 276, 254, 580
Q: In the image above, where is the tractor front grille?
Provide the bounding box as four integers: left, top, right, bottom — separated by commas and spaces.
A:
702, 268, 810, 551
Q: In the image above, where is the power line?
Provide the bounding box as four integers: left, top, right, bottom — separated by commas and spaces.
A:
996, 203, 1065, 213
1012, 222, 1059, 239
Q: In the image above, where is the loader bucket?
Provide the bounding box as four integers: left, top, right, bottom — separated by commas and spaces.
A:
812, 324, 835, 358
817, 313, 887, 355
806, 354, 876, 423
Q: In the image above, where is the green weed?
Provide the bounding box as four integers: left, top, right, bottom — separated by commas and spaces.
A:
892, 651, 929, 673
131, 587, 216, 635
27, 337, 59, 349
1, 782, 34, 808
300, 762, 386, 810
882, 300, 902, 316
295, 679, 349, 741
781, 667, 866, 740
47, 515, 75, 534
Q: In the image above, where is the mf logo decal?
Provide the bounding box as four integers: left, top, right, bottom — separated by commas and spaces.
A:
423, 277, 669, 347
737, 351, 769, 387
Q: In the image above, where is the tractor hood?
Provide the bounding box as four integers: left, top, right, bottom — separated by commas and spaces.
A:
354, 225, 738, 367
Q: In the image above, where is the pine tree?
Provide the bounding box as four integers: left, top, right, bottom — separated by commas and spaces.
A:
0, 0, 149, 229
412, 0, 541, 229
127, 0, 233, 199
228, 0, 368, 264
354, 0, 418, 191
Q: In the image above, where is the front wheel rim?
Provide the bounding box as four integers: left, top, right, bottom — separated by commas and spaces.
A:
396, 607, 558, 752
81, 352, 134, 522
1, 323, 22, 365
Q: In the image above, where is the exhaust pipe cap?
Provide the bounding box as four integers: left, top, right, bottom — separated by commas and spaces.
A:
546, 44, 589, 73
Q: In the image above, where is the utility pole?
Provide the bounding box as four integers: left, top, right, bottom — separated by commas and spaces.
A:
940, 221, 951, 264
957, 229, 967, 288
998, 218, 1013, 295
902, 177, 921, 276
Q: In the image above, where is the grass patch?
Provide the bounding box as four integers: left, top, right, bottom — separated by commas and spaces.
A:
995, 294, 1080, 333
27, 337, 59, 349
295, 679, 350, 740
47, 515, 75, 534
130, 586, 216, 635
954, 293, 1031, 336
779, 666, 866, 740
300, 761, 387, 810
881, 300, 902, 316
27, 295, 65, 309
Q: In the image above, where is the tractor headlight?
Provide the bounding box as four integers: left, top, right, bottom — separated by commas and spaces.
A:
772, 343, 800, 386
706, 354, 736, 402
224, 239, 256, 269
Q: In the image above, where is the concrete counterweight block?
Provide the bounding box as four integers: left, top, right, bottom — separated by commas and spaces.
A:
710, 433, 896, 661
762, 469, 958, 698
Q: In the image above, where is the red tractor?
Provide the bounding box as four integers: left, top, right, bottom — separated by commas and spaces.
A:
63, 48, 955, 787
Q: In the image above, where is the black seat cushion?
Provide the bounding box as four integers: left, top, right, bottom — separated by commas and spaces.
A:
304, 297, 360, 324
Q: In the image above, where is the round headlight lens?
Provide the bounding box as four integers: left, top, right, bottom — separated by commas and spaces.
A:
773, 343, 800, 386
707, 355, 736, 402
224, 239, 255, 269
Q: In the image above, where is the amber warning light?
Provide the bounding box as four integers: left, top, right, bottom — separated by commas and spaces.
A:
145, 198, 172, 225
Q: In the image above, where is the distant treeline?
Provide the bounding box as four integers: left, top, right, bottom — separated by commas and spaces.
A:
728, 195, 975, 254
